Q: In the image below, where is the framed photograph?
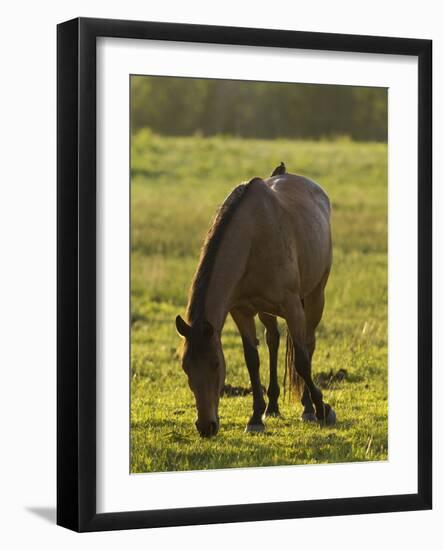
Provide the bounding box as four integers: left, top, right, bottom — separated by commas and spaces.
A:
57, 17, 432, 532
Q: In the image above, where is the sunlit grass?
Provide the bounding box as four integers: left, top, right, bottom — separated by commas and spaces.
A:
130, 132, 388, 473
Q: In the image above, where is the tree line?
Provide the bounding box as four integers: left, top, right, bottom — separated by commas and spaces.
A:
131, 76, 387, 142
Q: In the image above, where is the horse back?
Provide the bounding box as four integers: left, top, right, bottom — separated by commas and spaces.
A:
265, 173, 331, 218
244, 174, 332, 299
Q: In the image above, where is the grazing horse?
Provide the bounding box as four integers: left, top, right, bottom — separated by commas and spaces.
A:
176, 163, 335, 437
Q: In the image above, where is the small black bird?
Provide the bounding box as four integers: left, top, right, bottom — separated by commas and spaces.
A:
271, 161, 286, 176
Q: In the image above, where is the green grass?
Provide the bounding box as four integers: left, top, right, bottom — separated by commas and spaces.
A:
130, 131, 388, 473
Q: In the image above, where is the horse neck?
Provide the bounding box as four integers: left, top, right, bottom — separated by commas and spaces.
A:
204, 230, 250, 332
202, 210, 251, 334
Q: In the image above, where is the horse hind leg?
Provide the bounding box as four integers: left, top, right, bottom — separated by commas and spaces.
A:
258, 312, 281, 417
301, 280, 336, 424
300, 288, 323, 422
284, 294, 336, 425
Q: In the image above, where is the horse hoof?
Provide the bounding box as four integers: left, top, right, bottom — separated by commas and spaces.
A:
245, 423, 265, 433
325, 407, 337, 425
301, 412, 317, 423
265, 409, 281, 418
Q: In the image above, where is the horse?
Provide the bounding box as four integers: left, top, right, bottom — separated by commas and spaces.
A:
175, 163, 335, 437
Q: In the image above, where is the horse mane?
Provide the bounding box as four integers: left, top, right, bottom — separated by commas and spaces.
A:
186, 177, 262, 324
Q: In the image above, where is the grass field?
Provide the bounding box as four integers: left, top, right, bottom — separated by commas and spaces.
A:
130, 131, 388, 473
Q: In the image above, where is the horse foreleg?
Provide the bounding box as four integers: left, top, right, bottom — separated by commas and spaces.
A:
231, 309, 266, 432
258, 312, 281, 417
284, 295, 335, 425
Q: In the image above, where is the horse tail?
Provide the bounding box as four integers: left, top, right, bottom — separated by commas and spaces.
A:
283, 329, 304, 399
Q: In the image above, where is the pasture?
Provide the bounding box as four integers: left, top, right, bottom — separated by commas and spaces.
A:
130, 131, 388, 473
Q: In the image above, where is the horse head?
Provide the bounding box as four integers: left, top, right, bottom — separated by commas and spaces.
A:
176, 315, 226, 437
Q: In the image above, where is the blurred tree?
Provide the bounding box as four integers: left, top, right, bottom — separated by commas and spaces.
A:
130, 76, 387, 142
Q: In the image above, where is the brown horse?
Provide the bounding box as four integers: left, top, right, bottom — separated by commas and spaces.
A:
176, 163, 335, 437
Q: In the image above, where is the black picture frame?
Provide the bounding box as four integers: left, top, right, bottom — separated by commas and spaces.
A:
57, 17, 432, 532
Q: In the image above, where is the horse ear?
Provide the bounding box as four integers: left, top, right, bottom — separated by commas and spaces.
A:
176, 315, 191, 338
201, 320, 214, 339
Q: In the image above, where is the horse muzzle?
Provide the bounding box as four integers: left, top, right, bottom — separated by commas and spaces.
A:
195, 419, 219, 438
